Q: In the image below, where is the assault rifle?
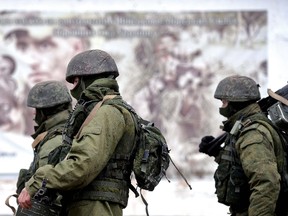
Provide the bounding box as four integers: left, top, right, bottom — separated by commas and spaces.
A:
203, 83, 288, 154
14, 179, 61, 216
258, 83, 288, 114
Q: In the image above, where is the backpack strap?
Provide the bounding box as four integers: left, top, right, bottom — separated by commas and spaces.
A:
75, 95, 117, 139
5, 194, 17, 215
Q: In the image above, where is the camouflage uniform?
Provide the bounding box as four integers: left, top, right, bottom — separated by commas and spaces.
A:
215, 103, 286, 215
212, 75, 288, 216
25, 50, 136, 216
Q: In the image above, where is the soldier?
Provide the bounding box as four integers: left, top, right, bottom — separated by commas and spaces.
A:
16, 81, 72, 203
199, 75, 288, 216
18, 49, 137, 216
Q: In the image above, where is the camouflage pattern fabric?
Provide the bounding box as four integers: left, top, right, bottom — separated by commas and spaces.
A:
66, 49, 119, 83
214, 75, 260, 102
27, 81, 71, 108
215, 103, 285, 215
25, 78, 135, 215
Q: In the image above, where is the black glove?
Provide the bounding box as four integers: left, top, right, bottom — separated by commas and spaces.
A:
199, 134, 227, 157
199, 136, 215, 156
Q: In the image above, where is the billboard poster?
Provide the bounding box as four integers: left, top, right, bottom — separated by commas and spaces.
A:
0, 11, 267, 215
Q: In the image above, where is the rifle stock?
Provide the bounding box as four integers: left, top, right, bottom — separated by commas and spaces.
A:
258, 83, 288, 113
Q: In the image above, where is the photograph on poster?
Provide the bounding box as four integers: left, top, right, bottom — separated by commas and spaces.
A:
0, 10, 267, 168
0, 10, 268, 215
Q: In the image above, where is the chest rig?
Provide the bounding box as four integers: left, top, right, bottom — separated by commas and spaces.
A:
214, 119, 250, 212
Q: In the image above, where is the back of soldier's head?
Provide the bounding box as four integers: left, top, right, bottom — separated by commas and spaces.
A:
214, 75, 261, 102
27, 80, 72, 109
66, 49, 119, 83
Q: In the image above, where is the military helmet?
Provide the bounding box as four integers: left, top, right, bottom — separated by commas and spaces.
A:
27, 81, 72, 108
66, 49, 119, 83
214, 75, 261, 102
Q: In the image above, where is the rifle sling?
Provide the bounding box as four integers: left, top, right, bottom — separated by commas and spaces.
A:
268, 88, 288, 106
5, 194, 17, 214
75, 95, 117, 139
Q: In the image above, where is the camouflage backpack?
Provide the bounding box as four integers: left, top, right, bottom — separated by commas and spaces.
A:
105, 97, 173, 216
106, 97, 171, 192
122, 103, 192, 193
131, 111, 170, 191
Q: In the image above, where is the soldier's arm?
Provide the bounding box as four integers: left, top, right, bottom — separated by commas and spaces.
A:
237, 126, 280, 216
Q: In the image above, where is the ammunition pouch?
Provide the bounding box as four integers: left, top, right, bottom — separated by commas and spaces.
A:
214, 156, 230, 205
214, 143, 250, 212
226, 166, 250, 212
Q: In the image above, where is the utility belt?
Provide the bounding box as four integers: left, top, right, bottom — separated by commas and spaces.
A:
65, 179, 129, 207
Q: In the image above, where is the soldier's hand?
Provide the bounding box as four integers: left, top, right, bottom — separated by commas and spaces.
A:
18, 188, 32, 209
199, 135, 216, 156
